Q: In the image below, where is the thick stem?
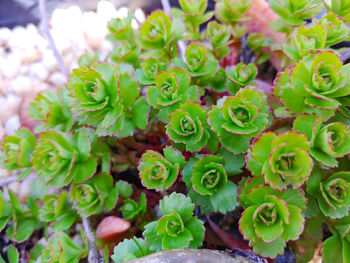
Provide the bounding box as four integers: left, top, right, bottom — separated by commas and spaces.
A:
38, 0, 69, 78
81, 215, 101, 263
0, 175, 18, 187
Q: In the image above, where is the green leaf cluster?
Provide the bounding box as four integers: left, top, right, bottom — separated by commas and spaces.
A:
143, 193, 204, 251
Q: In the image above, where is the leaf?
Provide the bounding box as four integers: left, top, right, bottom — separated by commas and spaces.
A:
71, 158, 98, 183
162, 229, 192, 250
52, 214, 77, 232
132, 97, 150, 129
143, 221, 163, 252
7, 246, 19, 263
217, 148, 245, 175
163, 146, 185, 168
159, 193, 194, 222
185, 217, 205, 248
322, 233, 344, 263
111, 238, 152, 263
210, 181, 239, 214
105, 187, 118, 211
252, 237, 285, 258
282, 205, 304, 241
116, 181, 133, 198
119, 73, 140, 108
30, 177, 49, 199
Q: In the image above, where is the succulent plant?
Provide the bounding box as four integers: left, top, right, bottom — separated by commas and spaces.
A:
246, 131, 313, 190
70, 173, 118, 216
274, 51, 350, 120
138, 146, 185, 190
208, 87, 270, 154
32, 129, 98, 187
143, 193, 205, 251
166, 102, 217, 152
226, 63, 258, 94
239, 179, 306, 258
293, 114, 350, 168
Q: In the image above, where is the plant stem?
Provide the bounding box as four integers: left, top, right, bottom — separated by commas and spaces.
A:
0, 175, 18, 187
81, 215, 101, 263
38, 0, 69, 78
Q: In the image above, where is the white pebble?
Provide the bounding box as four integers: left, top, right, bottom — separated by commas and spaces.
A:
81, 12, 108, 50
0, 94, 21, 123
5, 115, 20, 135
49, 72, 67, 87
8, 181, 20, 195
0, 125, 4, 141
2, 55, 20, 79
42, 49, 58, 72
11, 75, 32, 95
19, 176, 34, 201
97, 1, 118, 23
0, 168, 10, 178
135, 8, 146, 23
30, 63, 49, 80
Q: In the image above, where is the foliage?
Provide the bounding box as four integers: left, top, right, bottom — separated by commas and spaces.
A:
143, 193, 205, 251
239, 179, 306, 258
39, 232, 88, 263
1, 0, 350, 262
138, 146, 185, 190
70, 173, 118, 216
208, 87, 270, 154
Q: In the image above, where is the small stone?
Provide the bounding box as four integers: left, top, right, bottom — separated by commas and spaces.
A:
8, 26, 28, 50
96, 216, 131, 242
134, 8, 146, 23
0, 27, 11, 45
20, 47, 41, 64
8, 181, 20, 195
2, 55, 20, 79
81, 12, 108, 50
0, 125, 4, 141
0, 94, 21, 123
48, 72, 67, 87
11, 75, 32, 95
30, 63, 49, 81
0, 168, 10, 178
19, 176, 34, 201
42, 50, 58, 72
5, 115, 20, 135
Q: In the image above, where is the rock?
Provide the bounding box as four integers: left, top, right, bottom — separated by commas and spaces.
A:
20, 47, 41, 64
0, 168, 10, 178
96, 216, 131, 242
5, 115, 20, 135
81, 12, 108, 50
19, 176, 34, 201
2, 54, 20, 79
0, 27, 11, 46
8, 26, 28, 50
8, 181, 20, 195
134, 8, 146, 23
42, 49, 59, 72
97, 1, 118, 23
0, 94, 21, 123
127, 249, 267, 263
11, 75, 32, 95
0, 125, 5, 141
30, 63, 49, 81
48, 72, 67, 87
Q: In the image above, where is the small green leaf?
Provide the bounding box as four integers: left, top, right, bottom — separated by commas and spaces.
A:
116, 181, 133, 198
7, 246, 19, 263
111, 238, 152, 263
